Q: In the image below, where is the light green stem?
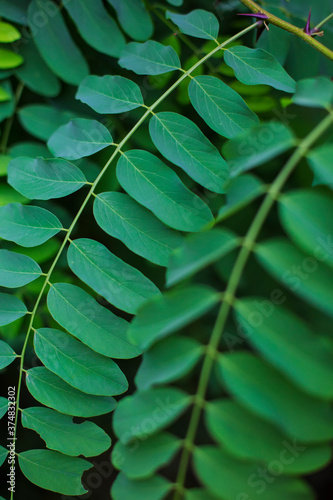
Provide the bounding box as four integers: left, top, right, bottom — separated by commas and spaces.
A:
10, 21, 260, 500
240, 0, 333, 60
173, 112, 333, 499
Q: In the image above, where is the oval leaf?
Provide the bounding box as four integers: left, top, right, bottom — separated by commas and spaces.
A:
166, 9, 219, 40
0, 339, 17, 369
119, 41, 181, 75
107, 0, 153, 42
67, 238, 160, 314
307, 145, 333, 188
0, 249, 41, 287
0, 292, 27, 326
34, 328, 128, 396
149, 112, 229, 193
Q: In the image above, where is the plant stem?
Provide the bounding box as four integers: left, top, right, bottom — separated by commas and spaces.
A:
240, 0, 333, 61
173, 112, 333, 499
11, 21, 259, 500
0, 82, 24, 154
315, 12, 333, 30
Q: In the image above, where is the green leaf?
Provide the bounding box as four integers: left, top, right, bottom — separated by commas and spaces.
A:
0, 249, 42, 287
26, 367, 116, 417
0, 184, 29, 206
149, 112, 229, 193
47, 283, 140, 359
94, 192, 183, 266
0, 203, 62, 247
76, 75, 144, 114
8, 157, 87, 200
166, 229, 239, 286
218, 352, 333, 442
15, 39, 60, 98
185, 489, 219, 500
128, 285, 220, 350
34, 328, 128, 396
0, 155, 10, 175
18, 105, 85, 142
107, 0, 153, 42
119, 41, 181, 75
0, 0, 29, 25
112, 432, 180, 478
28, 0, 89, 85
135, 336, 203, 390
0, 339, 17, 369
0, 397, 8, 419
65, 0, 125, 57
113, 387, 190, 443
256, 238, 333, 318
307, 145, 333, 188
0, 293, 27, 326
0, 80, 14, 123
193, 446, 314, 500
22, 406, 111, 457
235, 299, 333, 400
67, 238, 160, 314
0, 48, 23, 69
117, 150, 214, 232
166, 9, 219, 40
222, 122, 295, 176
111, 473, 171, 500
10, 141, 50, 158
188, 75, 259, 139
224, 47, 296, 92
167, 0, 183, 5
18, 449, 91, 495
217, 174, 264, 221
205, 399, 332, 474
292, 77, 333, 108
48, 118, 113, 160
0, 446, 8, 467
13, 239, 59, 265
0, 22, 21, 42
279, 190, 333, 268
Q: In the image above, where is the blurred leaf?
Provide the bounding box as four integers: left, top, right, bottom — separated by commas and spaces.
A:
307, 145, 333, 188
107, 0, 153, 41
26, 367, 116, 417
217, 174, 264, 221
0, 48, 23, 69
111, 473, 171, 500
292, 77, 333, 108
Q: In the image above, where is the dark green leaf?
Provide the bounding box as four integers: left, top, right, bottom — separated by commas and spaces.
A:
292, 77, 333, 108
65, 0, 125, 57
222, 122, 295, 176
34, 328, 128, 396
0, 80, 14, 123
194, 446, 313, 500
256, 238, 333, 318
166, 10, 219, 40
307, 145, 333, 188
18, 105, 85, 142
0, 0, 29, 25
0, 446, 8, 467
113, 387, 190, 443
10, 141, 49, 158
112, 432, 180, 478
119, 41, 181, 75
107, 0, 153, 42
188, 75, 259, 139
47, 283, 140, 359
48, 118, 113, 160
28, 0, 89, 85
26, 367, 116, 417
111, 473, 171, 500
0, 249, 41, 287
206, 399, 332, 474
0, 340, 17, 369
149, 112, 229, 193
224, 47, 296, 92
0, 203, 62, 247
279, 190, 333, 267
8, 157, 87, 200
22, 406, 111, 456
135, 336, 203, 390
117, 150, 214, 232
0, 398, 8, 419
235, 299, 333, 399
0, 293, 27, 326
94, 192, 183, 266
15, 39, 60, 97
67, 238, 160, 314
18, 449, 91, 495
76, 75, 144, 114
128, 285, 220, 350
218, 352, 333, 442
166, 229, 239, 286
217, 174, 264, 221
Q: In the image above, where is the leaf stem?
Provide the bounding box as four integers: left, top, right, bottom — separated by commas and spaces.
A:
240, 0, 333, 60
173, 112, 333, 499
11, 21, 260, 500
314, 12, 333, 30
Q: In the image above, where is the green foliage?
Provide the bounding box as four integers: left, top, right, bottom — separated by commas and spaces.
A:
0, 2, 333, 499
